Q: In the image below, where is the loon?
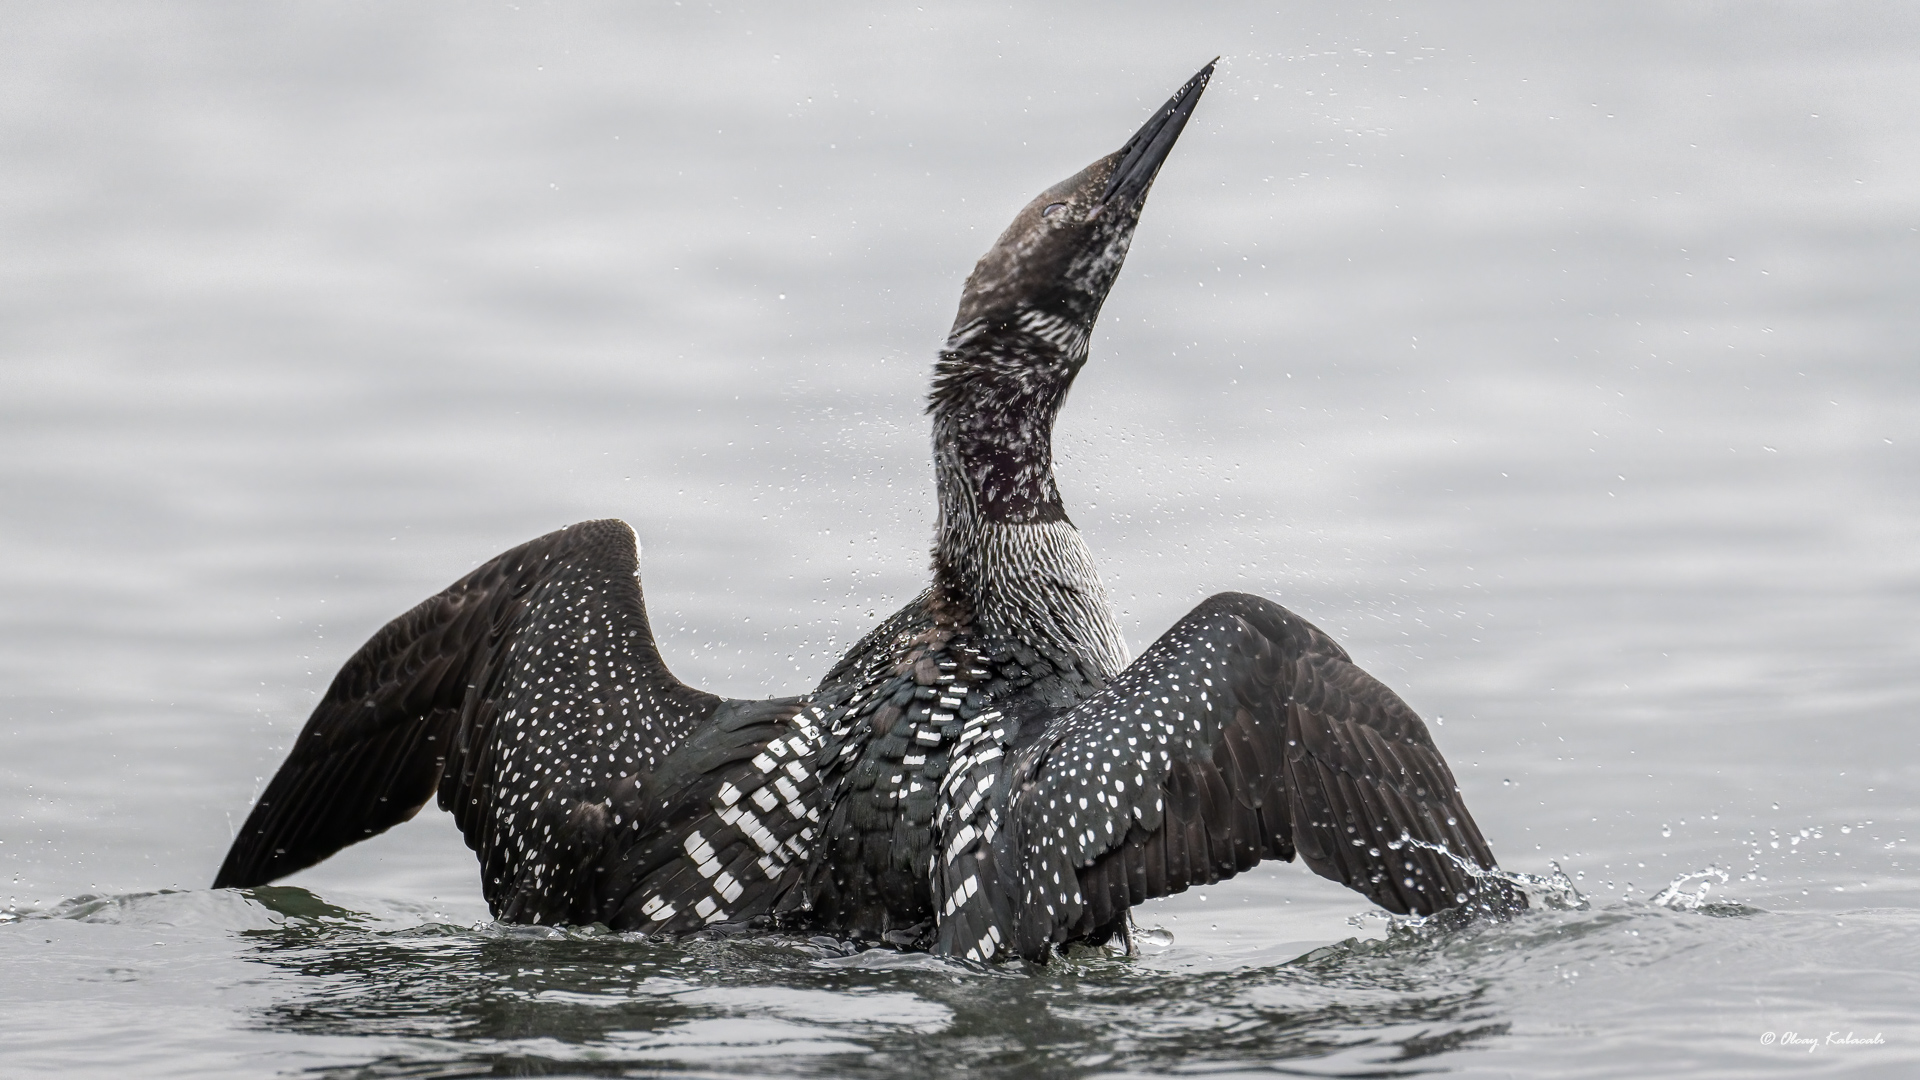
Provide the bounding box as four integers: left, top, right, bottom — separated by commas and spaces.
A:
213, 62, 1520, 961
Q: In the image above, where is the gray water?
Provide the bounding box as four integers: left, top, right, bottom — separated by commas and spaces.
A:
3, 3, 1917, 1077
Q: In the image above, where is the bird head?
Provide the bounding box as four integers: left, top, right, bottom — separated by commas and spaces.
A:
928, 61, 1214, 527
947, 60, 1214, 342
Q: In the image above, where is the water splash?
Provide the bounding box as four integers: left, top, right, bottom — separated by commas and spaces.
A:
1387, 835, 1591, 916
1132, 925, 1175, 952
1648, 867, 1729, 911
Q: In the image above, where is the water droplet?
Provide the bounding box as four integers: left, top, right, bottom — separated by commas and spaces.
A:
1135, 926, 1174, 951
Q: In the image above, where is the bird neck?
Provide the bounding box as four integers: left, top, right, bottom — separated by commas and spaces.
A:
925, 311, 1129, 679
928, 308, 1090, 522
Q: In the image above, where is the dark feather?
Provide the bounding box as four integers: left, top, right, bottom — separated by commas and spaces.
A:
942, 591, 1518, 959
213, 520, 727, 921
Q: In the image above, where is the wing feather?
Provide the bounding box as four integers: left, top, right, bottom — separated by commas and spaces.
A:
596, 699, 819, 934
969, 591, 1518, 959
213, 520, 723, 912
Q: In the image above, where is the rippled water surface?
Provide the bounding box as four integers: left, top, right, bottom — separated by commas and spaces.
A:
4, 3, 1917, 1077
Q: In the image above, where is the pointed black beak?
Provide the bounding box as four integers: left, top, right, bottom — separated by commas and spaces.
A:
1102, 60, 1215, 207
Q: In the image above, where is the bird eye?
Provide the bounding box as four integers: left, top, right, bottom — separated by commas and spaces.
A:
1041, 202, 1067, 218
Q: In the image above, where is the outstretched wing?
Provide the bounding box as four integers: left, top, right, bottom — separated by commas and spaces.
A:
212, 519, 723, 916
942, 591, 1518, 961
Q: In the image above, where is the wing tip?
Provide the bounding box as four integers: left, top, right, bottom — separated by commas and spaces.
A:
210, 848, 279, 892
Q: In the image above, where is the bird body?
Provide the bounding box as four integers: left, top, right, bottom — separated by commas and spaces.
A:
214, 62, 1521, 962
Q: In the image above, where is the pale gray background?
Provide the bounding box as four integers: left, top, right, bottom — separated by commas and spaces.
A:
2, 3, 1916, 1077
